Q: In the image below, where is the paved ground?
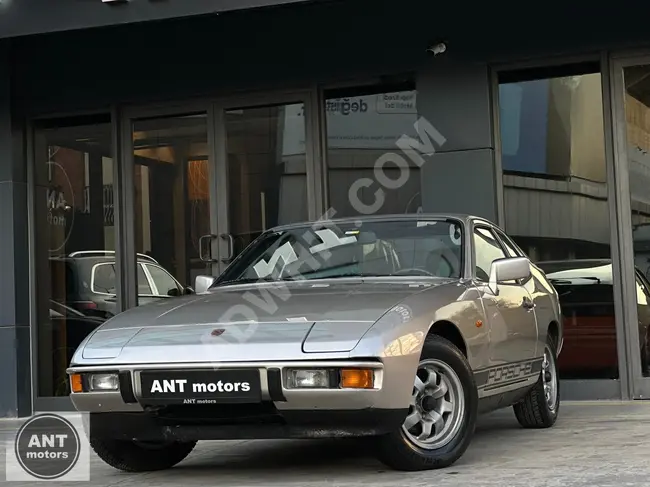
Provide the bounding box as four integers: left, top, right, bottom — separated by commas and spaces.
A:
1, 401, 649, 486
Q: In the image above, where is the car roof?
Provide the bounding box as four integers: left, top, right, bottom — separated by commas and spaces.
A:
537, 259, 614, 284
49, 251, 159, 264
536, 259, 613, 271
269, 213, 495, 232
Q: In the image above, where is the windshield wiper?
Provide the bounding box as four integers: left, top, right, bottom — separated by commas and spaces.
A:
549, 276, 601, 285
215, 276, 297, 286
217, 272, 393, 286
294, 273, 392, 280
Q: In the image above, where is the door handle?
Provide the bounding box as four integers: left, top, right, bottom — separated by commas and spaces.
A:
522, 296, 535, 310
198, 234, 219, 263
220, 233, 234, 262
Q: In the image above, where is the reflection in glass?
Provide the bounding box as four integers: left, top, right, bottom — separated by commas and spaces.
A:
216, 218, 464, 283
133, 114, 210, 304
623, 64, 650, 377
499, 68, 618, 379
324, 87, 421, 217
34, 116, 115, 396
225, 103, 308, 259
538, 260, 618, 379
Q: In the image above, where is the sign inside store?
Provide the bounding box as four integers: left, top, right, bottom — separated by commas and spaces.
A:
47, 188, 69, 227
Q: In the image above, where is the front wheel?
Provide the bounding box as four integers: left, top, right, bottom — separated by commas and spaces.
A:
375, 335, 478, 471
90, 437, 197, 472
513, 337, 560, 428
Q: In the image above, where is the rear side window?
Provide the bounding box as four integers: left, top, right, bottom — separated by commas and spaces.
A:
92, 263, 117, 294
146, 264, 180, 296
137, 264, 153, 294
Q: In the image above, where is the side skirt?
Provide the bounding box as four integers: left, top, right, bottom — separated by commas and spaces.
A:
477, 387, 533, 415
473, 357, 543, 403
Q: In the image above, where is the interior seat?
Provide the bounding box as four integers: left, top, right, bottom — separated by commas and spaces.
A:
425, 241, 460, 277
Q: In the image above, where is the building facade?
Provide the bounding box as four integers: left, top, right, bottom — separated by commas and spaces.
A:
2, 0, 650, 417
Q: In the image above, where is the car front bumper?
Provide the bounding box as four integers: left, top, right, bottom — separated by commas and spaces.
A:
67, 359, 412, 413
87, 408, 408, 441
67, 360, 411, 440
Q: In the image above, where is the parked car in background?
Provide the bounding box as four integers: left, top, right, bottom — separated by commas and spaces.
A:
537, 259, 650, 379
633, 223, 650, 281
68, 214, 563, 472
49, 251, 191, 319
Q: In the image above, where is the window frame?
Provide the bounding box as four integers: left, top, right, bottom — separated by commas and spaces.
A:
493, 227, 525, 258
136, 262, 154, 296
471, 224, 509, 283
216, 217, 466, 284
89, 262, 118, 296
141, 262, 183, 297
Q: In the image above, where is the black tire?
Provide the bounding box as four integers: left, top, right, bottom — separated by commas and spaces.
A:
375, 335, 478, 471
513, 337, 560, 428
90, 437, 197, 472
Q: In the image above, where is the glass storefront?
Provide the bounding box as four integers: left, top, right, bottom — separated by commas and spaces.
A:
324, 86, 421, 217
225, 103, 308, 257
498, 65, 619, 381
132, 113, 210, 304
31, 97, 316, 402
28, 65, 650, 405
620, 63, 650, 380
33, 115, 115, 397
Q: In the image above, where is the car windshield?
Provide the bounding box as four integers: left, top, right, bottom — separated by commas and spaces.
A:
537, 261, 613, 285
215, 218, 463, 285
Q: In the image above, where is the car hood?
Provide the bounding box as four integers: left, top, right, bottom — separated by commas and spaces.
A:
75, 278, 452, 364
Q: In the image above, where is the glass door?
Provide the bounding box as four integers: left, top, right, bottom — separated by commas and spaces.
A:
32, 114, 116, 405
612, 55, 650, 399
124, 106, 221, 306
213, 94, 318, 266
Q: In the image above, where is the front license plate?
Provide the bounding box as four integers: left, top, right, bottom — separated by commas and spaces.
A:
139, 369, 261, 405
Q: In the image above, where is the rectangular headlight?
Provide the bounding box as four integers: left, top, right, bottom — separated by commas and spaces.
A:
89, 373, 120, 391
286, 369, 331, 389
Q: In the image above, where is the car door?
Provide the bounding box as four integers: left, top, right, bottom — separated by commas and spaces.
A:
473, 225, 537, 366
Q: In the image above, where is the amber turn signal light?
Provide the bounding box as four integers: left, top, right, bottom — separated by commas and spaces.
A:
340, 369, 374, 389
70, 374, 83, 393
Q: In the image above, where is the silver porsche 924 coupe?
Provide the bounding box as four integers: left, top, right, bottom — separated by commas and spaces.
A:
67, 214, 563, 472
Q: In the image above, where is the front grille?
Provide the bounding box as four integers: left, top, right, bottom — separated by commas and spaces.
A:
146, 402, 284, 425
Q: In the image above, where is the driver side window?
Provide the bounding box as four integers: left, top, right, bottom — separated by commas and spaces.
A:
473, 227, 507, 281
494, 228, 522, 258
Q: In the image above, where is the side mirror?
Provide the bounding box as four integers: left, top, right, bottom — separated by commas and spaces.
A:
194, 275, 217, 294
488, 257, 531, 295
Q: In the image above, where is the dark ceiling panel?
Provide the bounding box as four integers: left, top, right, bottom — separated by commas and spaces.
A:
0, 0, 318, 39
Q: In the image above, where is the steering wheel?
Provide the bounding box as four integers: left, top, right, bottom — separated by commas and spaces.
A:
392, 267, 435, 277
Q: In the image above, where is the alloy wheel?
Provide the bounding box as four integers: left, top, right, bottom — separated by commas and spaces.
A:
401, 359, 465, 450
542, 345, 558, 411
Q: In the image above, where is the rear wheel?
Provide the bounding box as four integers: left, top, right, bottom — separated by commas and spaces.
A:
513, 337, 560, 428
375, 335, 478, 471
90, 437, 196, 472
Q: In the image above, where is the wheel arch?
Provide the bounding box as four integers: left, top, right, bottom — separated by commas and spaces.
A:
547, 320, 560, 352
427, 320, 468, 358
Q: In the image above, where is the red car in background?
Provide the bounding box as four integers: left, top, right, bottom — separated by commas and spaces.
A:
537, 259, 650, 379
